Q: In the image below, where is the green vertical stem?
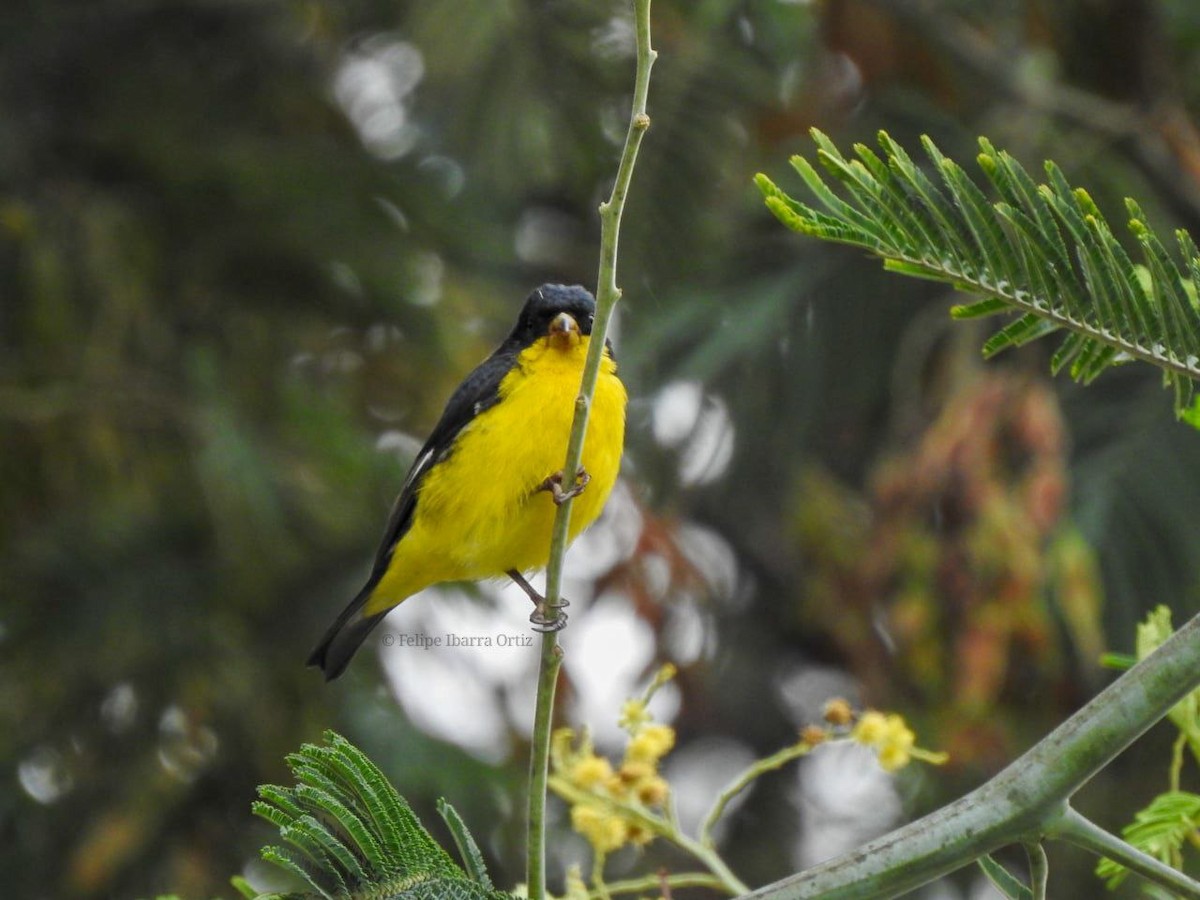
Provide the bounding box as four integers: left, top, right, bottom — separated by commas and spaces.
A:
526, 637, 565, 900
525, 3, 657, 898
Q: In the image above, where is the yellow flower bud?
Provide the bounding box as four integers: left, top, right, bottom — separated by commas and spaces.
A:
800, 724, 829, 747
570, 803, 628, 853
852, 710, 888, 746
883, 714, 915, 750
617, 760, 656, 786
604, 772, 628, 797
822, 697, 854, 727
569, 754, 614, 790
626, 724, 675, 763
627, 822, 656, 846
877, 743, 912, 772
635, 775, 669, 806
619, 698, 652, 734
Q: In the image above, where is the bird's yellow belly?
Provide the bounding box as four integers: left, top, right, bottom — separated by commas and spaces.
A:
367, 340, 625, 613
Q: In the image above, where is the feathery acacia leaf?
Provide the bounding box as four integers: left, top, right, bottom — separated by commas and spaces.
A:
437, 798, 494, 889
756, 130, 1200, 415
251, 731, 514, 899
1095, 791, 1200, 888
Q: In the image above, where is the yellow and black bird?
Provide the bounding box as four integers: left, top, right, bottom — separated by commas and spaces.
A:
308, 284, 627, 680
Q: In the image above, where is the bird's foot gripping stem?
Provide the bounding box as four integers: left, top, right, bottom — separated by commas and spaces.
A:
529, 603, 568, 634
507, 569, 569, 633
538, 466, 590, 506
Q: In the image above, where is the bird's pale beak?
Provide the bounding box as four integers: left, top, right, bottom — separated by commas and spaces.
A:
548, 312, 581, 350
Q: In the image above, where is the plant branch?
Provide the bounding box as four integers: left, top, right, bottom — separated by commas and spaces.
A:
699, 741, 812, 848
745, 612, 1200, 898
525, 4, 656, 898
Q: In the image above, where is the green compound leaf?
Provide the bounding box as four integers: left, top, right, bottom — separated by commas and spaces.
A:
1136, 608, 1200, 765
1096, 791, 1200, 889
437, 798, 493, 889
250, 731, 515, 899
758, 130, 1200, 416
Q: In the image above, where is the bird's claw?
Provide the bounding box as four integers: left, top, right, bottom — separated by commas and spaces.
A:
539, 466, 590, 506
507, 568, 570, 632
530, 603, 569, 633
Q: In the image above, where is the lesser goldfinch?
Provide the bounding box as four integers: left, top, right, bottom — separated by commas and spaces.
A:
308, 284, 627, 680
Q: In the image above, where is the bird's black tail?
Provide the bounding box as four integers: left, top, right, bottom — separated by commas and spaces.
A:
307, 585, 389, 681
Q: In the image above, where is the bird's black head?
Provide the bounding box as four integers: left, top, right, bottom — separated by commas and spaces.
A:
508, 284, 597, 347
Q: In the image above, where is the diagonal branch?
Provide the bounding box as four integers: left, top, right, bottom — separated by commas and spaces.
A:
745, 612, 1200, 898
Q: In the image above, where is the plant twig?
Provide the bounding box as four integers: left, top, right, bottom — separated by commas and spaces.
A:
1023, 840, 1048, 900
549, 776, 749, 895
700, 741, 812, 848
525, 3, 656, 898
1171, 730, 1188, 792
745, 611, 1200, 898
597, 872, 731, 898
670, 818, 752, 895
592, 851, 611, 900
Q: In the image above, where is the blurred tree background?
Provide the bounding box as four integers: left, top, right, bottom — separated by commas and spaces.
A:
3, 0, 1200, 897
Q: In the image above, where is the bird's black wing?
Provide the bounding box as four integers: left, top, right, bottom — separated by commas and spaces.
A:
368, 346, 518, 577
306, 345, 518, 680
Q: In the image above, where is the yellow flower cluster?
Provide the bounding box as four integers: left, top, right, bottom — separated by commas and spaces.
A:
851, 710, 917, 772
551, 666, 678, 855
797, 698, 944, 774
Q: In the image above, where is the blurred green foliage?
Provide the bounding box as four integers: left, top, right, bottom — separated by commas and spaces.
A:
4, 0, 1200, 897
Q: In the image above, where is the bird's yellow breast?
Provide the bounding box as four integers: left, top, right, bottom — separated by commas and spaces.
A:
367, 335, 626, 613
